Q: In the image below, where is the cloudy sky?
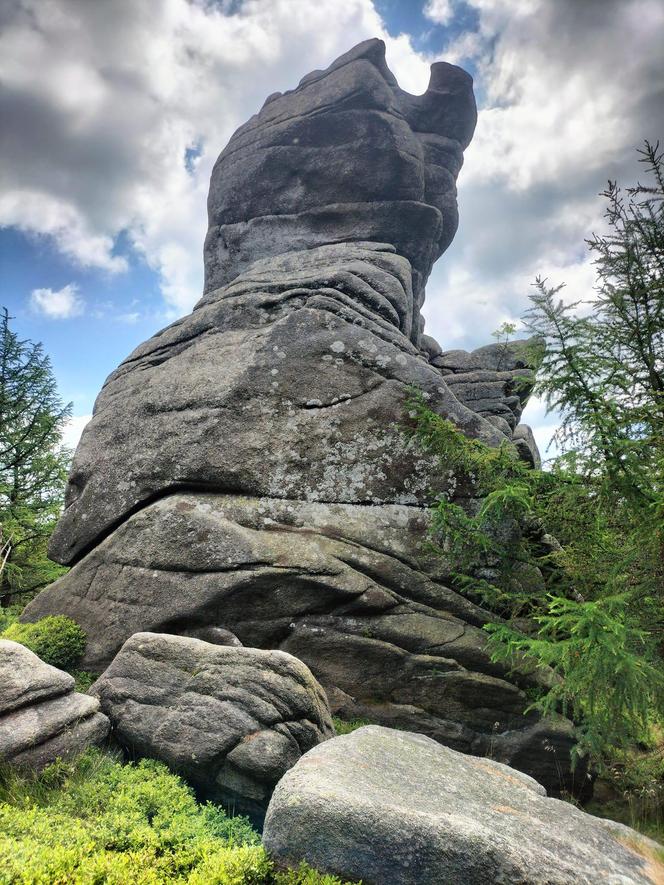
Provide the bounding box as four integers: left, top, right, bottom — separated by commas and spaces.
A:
1, 0, 663, 454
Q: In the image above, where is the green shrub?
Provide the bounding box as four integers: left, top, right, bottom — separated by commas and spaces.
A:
0, 749, 263, 884
274, 862, 356, 884
331, 717, 371, 736
0, 605, 20, 634
0, 750, 359, 884
72, 669, 96, 692
2, 614, 86, 670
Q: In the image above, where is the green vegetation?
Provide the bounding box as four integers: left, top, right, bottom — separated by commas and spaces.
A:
0, 309, 71, 606
331, 717, 372, 736
0, 750, 357, 885
411, 142, 664, 823
2, 614, 86, 670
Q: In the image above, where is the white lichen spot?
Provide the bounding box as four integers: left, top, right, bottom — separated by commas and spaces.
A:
330, 340, 345, 353
271, 368, 279, 376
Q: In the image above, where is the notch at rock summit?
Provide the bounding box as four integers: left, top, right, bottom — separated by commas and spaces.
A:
24, 39, 573, 796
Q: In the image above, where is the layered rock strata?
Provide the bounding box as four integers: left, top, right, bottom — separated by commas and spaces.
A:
91, 632, 334, 819
25, 39, 567, 793
0, 640, 109, 770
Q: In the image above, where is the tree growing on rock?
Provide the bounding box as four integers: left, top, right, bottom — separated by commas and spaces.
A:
0, 309, 71, 605
413, 142, 664, 763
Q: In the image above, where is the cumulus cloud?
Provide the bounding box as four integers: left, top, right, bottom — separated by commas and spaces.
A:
3, 0, 663, 452
424, 0, 455, 26
30, 283, 84, 319
420, 0, 664, 449
0, 0, 430, 313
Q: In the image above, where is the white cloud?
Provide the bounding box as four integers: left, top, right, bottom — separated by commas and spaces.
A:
4, 0, 664, 455
117, 311, 141, 324
0, 0, 431, 313
30, 283, 84, 319
424, 0, 455, 26
61, 414, 91, 451
0, 191, 127, 273
422, 0, 664, 357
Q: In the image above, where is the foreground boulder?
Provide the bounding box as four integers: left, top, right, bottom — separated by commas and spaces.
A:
264, 726, 661, 885
0, 639, 109, 770
24, 38, 569, 794
90, 632, 334, 819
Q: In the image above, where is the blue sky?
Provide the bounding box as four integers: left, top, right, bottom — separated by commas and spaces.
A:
1, 0, 663, 452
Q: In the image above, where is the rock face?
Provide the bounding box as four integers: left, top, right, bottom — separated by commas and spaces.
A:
264, 726, 661, 885
0, 640, 109, 770
90, 632, 334, 819
24, 39, 562, 792
203, 37, 477, 308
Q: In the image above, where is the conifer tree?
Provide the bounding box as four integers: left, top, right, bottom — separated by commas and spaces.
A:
0, 309, 71, 604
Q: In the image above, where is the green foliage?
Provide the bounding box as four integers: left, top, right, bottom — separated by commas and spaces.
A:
0, 750, 358, 885
72, 669, 96, 692
485, 595, 664, 759
2, 615, 86, 670
409, 143, 664, 767
0, 604, 20, 633
331, 717, 372, 735
0, 749, 264, 884
0, 308, 71, 605
274, 862, 354, 885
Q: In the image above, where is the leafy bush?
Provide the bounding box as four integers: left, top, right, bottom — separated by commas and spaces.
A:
2, 614, 86, 670
332, 717, 371, 736
274, 862, 354, 884
0, 750, 359, 884
0, 605, 20, 633
0, 749, 263, 884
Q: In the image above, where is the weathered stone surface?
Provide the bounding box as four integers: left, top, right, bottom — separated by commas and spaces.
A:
513, 422, 542, 469
0, 638, 74, 715
90, 632, 334, 818
0, 640, 109, 770
263, 726, 661, 885
434, 339, 539, 437
27, 492, 581, 797
204, 38, 477, 307
25, 39, 559, 794
44, 241, 506, 568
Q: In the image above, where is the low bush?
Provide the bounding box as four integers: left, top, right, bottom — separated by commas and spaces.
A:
274, 862, 352, 884
0, 750, 358, 884
0, 606, 20, 634
331, 717, 371, 736
2, 614, 86, 670
0, 749, 263, 884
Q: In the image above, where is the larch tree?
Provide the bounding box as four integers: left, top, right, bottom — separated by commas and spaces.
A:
0, 309, 71, 605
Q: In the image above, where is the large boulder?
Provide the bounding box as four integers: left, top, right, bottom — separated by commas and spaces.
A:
263, 726, 662, 885
90, 632, 334, 820
26, 491, 581, 797
203, 37, 477, 307
0, 640, 109, 770
24, 39, 559, 794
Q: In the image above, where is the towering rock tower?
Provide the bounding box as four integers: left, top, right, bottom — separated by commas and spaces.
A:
25, 40, 574, 794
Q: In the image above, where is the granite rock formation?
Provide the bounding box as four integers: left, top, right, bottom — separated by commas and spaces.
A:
90, 633, 334, 820
0, 640, 109, 770
264, 726, 659, 885
23, 39, 570, 793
